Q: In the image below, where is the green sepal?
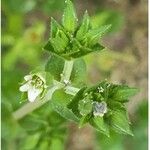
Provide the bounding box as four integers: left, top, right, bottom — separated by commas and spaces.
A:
62, 0, 77, 32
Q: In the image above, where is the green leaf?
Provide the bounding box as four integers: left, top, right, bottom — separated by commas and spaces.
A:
51, 89, 79, 122
62, 0, 77, 32
79, 113, 92, 128
108, 101, 125, 111
112, 86, 139, 102
90, 117, 109, 137
43, 40, 56, 53
70, 58, 87, 86
92, 43, 105, 51
68, 87, 86, 117
50, 36, 67, 53
45, 55, 65, 80
58, 30, 69, 46
85, 24, 111, 45
111, 110, 133, 136
50, 18, 63, 38
76, 10, 90, 40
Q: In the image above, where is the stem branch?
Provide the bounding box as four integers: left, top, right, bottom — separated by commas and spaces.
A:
13, 60, 75, 120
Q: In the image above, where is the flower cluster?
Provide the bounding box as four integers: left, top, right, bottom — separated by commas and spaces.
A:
68, 81, 138, 136
44, 0, 111, 60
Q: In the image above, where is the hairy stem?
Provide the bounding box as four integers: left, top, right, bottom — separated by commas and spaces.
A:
61, 60, 74, 82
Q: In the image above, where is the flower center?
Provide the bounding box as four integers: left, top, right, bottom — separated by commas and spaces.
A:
31, 76, 44, 88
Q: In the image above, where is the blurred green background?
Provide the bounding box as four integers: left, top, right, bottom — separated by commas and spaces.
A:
2, 0, 148, 150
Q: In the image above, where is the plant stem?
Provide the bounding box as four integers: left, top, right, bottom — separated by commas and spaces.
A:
61, 60, 74, 82
13, 60, 75, 120
65, 86, 80, 96
13, 85, 59, 120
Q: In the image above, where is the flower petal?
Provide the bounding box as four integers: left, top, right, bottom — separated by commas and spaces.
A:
27, 87, 42, 102
24, 75, 32, 81
19, 83, 31, 92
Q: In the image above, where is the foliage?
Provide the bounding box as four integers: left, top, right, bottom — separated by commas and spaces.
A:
44, 0, 111, 60
13, 0, 137, 137
2, 0, 145, 149
95, 101, 148, 150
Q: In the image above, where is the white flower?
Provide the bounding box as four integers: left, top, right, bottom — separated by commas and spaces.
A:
93, 101, 107, 117
19, 74, 47, 102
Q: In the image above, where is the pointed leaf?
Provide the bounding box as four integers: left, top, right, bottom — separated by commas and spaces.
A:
79, 113, 92, 128
51, 89, 79, 122
68, 87, 86, 117
86, 24, 111, 45
70, 58, 87, 87
90, 117, 109, 137
76, 10, 90, 40
51, 18, 63, 38
112, 85, 139, 102
51, 36, 67, 53
92, 43, 105, 51
58, 30, 69, 45
43, 40, 55, 53
62, 0, 77, 32
111, 110, 133, 136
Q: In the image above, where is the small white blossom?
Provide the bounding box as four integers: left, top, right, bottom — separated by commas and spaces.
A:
19, 74, 47, 102
93, 101, 107, 117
